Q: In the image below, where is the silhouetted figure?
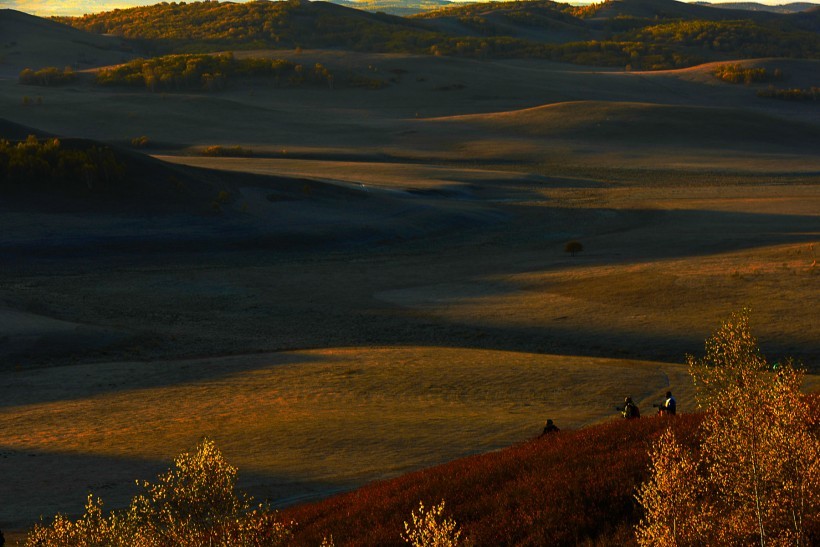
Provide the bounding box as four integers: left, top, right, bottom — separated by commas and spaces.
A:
659, 391, 676, 415
0, 527, 5, 547
541, 419, 559, 435
621, 396, 640, 419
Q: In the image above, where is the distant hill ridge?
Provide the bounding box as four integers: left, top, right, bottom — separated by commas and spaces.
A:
34, 0, 820, 69
327, 0, 454, 16
693, 2, 819, 14
0, 8, 138, 75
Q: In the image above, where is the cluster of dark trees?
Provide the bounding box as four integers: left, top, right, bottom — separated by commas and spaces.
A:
623, 20, 820, 59
713, 63, 779, 83
95, 53, 334, 92
18, 66, 77, 86
0, 136, 126, 195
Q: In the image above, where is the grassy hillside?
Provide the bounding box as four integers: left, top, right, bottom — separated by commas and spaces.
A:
0, 9, 138, 76
277, 401, 816, 545
413, 0, 591, 43
424, 100, 820, 151
52, 0, 820, 68
56, 0, 440, 54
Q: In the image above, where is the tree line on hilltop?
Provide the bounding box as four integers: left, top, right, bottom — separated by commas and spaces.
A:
53, 0, 820, 70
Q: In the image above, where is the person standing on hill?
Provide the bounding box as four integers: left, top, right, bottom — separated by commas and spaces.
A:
660, 391, 676, 416
622, 396, 640, 419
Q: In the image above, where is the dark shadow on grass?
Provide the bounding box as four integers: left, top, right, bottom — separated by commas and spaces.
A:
0, 351, 339, 408
1, 202, 818, 374
0, 445, 353, 533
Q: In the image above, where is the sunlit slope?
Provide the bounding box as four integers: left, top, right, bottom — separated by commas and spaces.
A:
415, 0, 590, 43
0, 346, 697, 528
0, 9, 137, 76
57, 0, 438, 52
421, 100, 820, 151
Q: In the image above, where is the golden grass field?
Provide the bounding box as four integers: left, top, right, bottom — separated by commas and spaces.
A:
0, 24, 818, 536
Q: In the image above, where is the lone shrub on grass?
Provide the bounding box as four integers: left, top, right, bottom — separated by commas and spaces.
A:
25, 438, 294, 547
564, 240, 583, 257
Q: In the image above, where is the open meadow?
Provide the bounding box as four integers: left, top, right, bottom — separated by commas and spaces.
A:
1, 1, 819, 541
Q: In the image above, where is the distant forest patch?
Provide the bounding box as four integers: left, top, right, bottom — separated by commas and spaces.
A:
621, 20, 820, 60
713, 63, 781, 84
95, 53, 334, 92
18, 66, 78, 86
0, 135, 126, 196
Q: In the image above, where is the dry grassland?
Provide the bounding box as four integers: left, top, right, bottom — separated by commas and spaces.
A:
1, 48, 818, 533
0, 347, 702, 528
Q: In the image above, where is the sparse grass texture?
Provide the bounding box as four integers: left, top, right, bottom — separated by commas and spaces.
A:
636, 311, 820, 545
25, 438, 294, 547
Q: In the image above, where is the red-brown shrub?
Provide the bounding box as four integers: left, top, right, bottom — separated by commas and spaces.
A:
281, 414, 705, 546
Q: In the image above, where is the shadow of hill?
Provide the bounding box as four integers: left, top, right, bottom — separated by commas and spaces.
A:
0, 118, 55, 140
0, 351, 337, 408
1, 190, 817, 368
0, 444, 350, 532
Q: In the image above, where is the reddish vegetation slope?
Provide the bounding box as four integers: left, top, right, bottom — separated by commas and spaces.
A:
282, 413, 705, 546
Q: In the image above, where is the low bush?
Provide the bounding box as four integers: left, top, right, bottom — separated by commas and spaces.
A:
25, 438, 294, 547
202, 145, 254, 157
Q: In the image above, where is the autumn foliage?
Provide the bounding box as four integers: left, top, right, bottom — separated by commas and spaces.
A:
57, 0, 820, 70
25, 438, 294, 547
95, 53, 333, 92
636, 310, 820, 546
279, 414, 704, 546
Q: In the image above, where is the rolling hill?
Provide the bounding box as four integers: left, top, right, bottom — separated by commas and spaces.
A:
422, 100, 820, 152
50, 0, 820, 68
694, 2, 820, 14
0, 8, 138, 76
2, 0, 819, 542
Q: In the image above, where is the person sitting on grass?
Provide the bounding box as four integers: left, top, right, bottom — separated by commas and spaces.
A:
541, 419, 559, 435
621, 396, 640, 419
